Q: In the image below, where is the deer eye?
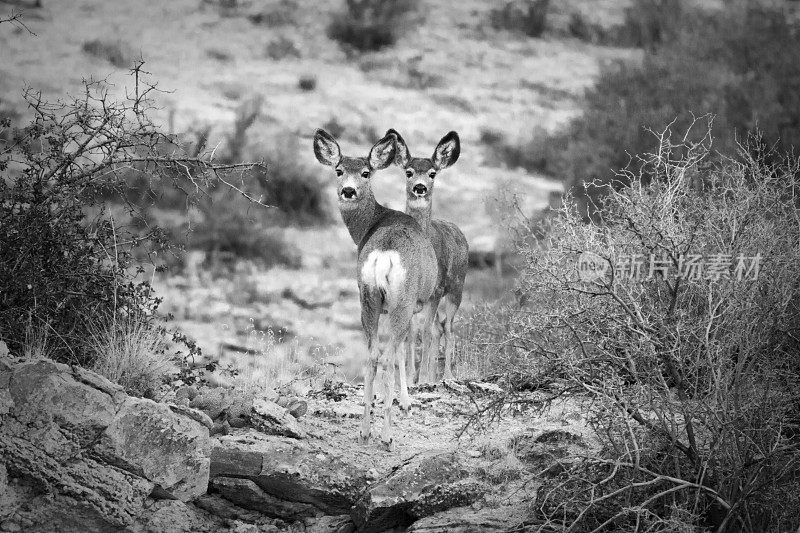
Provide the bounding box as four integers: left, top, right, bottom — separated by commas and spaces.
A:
405, 169, 413, 178
361, 170, 370, 178
335, 168, 343, 177
429, 171, 436, 179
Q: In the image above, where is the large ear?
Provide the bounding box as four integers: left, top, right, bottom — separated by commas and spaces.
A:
386, 128, 411, 167
369, 132, 397, 170
313, 129, 341, 167
432, 131, 460, 170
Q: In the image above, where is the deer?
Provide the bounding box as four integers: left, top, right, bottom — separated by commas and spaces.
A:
312, 129, 438, 449
386, 129, 469, 384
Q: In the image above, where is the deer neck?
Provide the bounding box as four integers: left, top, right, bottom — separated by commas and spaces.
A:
406, 197, 433, 235
339, 192, 387, 246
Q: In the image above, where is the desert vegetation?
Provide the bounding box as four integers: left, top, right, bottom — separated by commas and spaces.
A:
460, 122, 800, 530
484, 1, 800, 220
0, 63, 261, 393
2, 0, 800, 531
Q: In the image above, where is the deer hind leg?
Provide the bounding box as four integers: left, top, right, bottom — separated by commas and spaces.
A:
440, 294, 461, 381
379, 304, 413, 450
397, 330, 412, 416
359, 290, 381, 445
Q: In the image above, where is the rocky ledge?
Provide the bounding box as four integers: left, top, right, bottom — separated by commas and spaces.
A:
0, 351, 592, 532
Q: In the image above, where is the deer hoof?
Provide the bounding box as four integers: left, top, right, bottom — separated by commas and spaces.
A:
399, 404, 413, 417
381, 438, 396, 452
358, 432, 370, 445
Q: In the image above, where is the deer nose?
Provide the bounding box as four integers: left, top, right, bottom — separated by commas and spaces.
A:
412, 183, 427, 196
341, 187, 357, 199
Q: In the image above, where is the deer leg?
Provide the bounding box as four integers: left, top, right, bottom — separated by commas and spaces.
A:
397, 331, 412, 416
441, 295, 460, 381
407, 316, 419, 386
419, 298, 441, 384
379, 341, 396, 451
360, 290, 381, 445
380, 305, 413, 450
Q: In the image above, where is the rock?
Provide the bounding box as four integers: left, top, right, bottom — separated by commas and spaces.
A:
509, 430, 587, 470
442, 381, 469, 394
96, 396, 211, 500
306, 515, 355, 533
188, 388, 304, 437
0, 358, 213, 531
277, 396, 308, 419
211, 477, 318, 519
210, 432, 369, 518
407, 510, 510, 532
190, 386, 254, 424
175, 385, 199, 402
353, 452, 488, 533
194, 493, 277, 523
467, 381, 503, 394
169, 403, 214, 429
251, 398, 306, 439
128, 499, 230, 533
414, 392, 443, 404
0, 521, 21, 532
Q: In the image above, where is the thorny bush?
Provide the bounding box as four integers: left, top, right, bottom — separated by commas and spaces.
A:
0, 63, 257, 369
473, 121, 800, 532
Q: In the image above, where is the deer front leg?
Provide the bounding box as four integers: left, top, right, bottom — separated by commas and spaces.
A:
418, 299, 441, 383
441, 296, 458, 381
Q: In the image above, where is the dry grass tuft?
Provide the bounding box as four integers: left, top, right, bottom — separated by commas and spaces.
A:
88, 315, 173, 399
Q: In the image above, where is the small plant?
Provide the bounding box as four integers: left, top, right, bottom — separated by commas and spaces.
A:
489, 0, 550, 38
327, 0, 418, 52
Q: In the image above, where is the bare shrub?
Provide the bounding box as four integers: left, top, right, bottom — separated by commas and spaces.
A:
489, 0, 550, 38
483, 122, 800, 530
327, 0, 418, 52
0, 63, 256, 366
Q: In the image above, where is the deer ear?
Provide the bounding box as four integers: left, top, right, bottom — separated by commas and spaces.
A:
313, 129, 341, 167
386, 128, 410, 167
369, 132, 396, 170
432, 131, 460, 170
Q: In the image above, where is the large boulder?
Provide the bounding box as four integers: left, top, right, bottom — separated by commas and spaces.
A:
0, 357, 212, 532
209, 432, 368, 517
352, 452, 488, 533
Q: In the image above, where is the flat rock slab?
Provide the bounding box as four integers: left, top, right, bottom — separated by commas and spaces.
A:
210, 432, 370, 516
353, 452, 489, 533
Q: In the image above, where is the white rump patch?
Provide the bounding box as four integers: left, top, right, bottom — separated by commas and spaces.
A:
361, 250, 406, 305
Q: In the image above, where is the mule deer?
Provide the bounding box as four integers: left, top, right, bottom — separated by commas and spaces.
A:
313, 129, 437, 449
387, 129, 469, 383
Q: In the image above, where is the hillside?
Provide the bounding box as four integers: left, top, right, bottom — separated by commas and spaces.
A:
0, 0, 631, 378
